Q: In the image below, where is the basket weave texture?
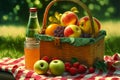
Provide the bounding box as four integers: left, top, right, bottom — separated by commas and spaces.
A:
36, 0, 106, 66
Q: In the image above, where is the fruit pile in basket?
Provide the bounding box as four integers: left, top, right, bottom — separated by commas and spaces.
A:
45, 7, 101, 38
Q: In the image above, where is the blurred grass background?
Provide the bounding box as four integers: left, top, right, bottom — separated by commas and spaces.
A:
0, 20, 120, 58
0, 0, 120, 58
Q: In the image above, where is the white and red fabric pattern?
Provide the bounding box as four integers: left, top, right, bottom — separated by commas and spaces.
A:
0, 53, 120, 80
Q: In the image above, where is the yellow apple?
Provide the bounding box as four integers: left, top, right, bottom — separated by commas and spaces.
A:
78, 16, 101, 37
34, 60, 49, 74
64, 25, 81, 38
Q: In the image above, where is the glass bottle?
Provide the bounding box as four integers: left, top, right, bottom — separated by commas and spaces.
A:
26, 8, 40, 41
24, 8, 40, 70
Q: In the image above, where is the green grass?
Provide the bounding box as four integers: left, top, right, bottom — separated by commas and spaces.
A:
0, 25, 25, 58
0, 36, 25, 58
0, 20, 120, 58
105, 36, 120, 56
101, 20, 120, 55
0, 49, 23, 59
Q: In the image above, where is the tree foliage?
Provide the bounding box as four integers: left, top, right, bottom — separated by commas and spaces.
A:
0, 0, 119, 25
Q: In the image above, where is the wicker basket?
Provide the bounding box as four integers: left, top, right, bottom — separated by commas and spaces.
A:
36, 0, 106, 67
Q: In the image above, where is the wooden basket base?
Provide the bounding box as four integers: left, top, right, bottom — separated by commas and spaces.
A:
40, 38, 104, 67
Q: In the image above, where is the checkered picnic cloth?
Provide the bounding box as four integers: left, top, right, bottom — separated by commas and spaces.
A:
0, 54, 120, 80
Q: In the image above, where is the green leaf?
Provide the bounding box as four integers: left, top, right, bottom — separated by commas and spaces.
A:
94, 61, 107, 73
71, 57, 78, 63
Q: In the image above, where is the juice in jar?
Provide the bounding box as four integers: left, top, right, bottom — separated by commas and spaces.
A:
24, 41, 40, 70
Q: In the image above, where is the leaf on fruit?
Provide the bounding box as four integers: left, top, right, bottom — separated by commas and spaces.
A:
48, 16, 58, 23
71, 7, 79, 13
71, 57, 78, 64
55, 12, 62, 21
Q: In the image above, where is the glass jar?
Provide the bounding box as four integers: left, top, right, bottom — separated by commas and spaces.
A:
24, 41, 40, 70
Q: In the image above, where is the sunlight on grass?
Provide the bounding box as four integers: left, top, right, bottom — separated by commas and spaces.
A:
0, 49, 23, 59
101, 20, 120, 38
0, 21, 120, 38
0, 25, 25, 37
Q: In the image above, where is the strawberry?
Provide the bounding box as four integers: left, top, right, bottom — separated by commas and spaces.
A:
65, 66, 71, 72
88, 67, 95, 73
106, 61, 116, 71
65, 62, 72, 68
78, 64, 87, 73
73, 62, 80, 68
112, 53, 120, 61
51, 57, 59, 60
41, 56, 50, 63
69, 67, 78, 75
64, 62, 72, 72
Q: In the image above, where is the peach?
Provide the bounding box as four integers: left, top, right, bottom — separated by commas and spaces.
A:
61, 11, 78, 27
78, 16, 101, 37
64, 25, 81, 38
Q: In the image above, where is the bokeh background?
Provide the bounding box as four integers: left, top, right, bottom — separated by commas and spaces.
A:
0, 0, 120, 58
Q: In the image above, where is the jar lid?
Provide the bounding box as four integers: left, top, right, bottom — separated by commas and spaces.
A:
30, 8, 37, 12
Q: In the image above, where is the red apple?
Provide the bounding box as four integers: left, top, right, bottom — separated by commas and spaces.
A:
64, 25, 81, 38
78, 16, 101, 37
61, 11, 78, 26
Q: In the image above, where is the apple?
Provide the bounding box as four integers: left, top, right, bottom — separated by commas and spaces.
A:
64, 25, 81, 38
49, 60, 65, 76
61, 11, 78, 26
78, 16, 101, 37
34, 60, 49, 74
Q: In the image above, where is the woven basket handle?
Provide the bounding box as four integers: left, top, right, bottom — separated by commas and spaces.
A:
41, 0, 95, 37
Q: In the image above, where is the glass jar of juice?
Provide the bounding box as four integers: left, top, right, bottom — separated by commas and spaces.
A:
24, 41, 40, 70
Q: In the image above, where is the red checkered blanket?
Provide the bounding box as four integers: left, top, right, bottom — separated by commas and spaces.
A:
0, 53, 120, 80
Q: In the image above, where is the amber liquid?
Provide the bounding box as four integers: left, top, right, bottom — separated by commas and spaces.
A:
24, 47, 40, 70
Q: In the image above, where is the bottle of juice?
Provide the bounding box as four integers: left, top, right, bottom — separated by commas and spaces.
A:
24, 8, 40, 70
26, 8, 40, 41
24, 41, 40, 70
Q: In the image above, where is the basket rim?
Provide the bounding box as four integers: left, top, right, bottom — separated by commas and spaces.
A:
36, 30, 106, 46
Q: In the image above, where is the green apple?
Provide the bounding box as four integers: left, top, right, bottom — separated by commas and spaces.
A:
49, 60, 65, 76
64, 25, 81, 38
34, 60, 49, 74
